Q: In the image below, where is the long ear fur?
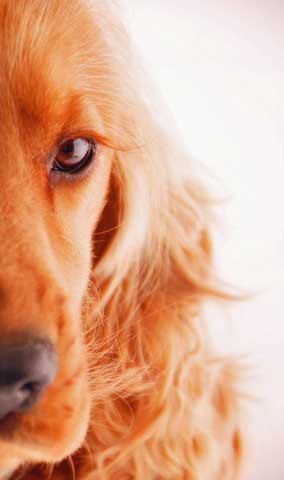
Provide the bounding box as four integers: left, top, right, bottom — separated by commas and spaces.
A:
78, 6, 244, 479
79, 143, 243, 479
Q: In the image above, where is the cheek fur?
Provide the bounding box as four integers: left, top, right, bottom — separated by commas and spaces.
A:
47, 152, 113, 307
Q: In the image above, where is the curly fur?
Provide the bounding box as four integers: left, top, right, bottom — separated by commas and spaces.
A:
0, 1, 243, 479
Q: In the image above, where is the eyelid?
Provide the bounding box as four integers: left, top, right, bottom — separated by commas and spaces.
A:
58, 130, 102, 146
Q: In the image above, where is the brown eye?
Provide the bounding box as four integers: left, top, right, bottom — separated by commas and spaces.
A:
52, 138, 96, 174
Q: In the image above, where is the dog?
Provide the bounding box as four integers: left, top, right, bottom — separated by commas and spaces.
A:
0, 0, 243, 478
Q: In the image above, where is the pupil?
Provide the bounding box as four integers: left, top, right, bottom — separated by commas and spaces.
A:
61, 141, 74, 155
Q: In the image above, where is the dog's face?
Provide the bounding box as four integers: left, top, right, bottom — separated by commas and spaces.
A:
0, 0, 115, 475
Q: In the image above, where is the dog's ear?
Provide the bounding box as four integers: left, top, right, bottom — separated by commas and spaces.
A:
92, 143, 218, 310
83, 142, 242, 478
79, 13, 242, 471
69, 4, 244, 475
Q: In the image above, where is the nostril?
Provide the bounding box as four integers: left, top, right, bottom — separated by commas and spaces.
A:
0, 336, 57, 420
21, 382, 39, 393
14, 382, 42, 413
17, 380, 46, 404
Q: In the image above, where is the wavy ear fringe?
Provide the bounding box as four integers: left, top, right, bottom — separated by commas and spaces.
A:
72, 5, 244, 476
78, 129, 244, 479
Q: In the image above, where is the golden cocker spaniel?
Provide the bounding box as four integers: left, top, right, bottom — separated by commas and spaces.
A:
0, 1, 243, 479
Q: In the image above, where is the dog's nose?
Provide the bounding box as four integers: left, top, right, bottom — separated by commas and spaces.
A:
0, 337, 57, 421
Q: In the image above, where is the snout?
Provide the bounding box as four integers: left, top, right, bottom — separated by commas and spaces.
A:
0, 336, 57, 421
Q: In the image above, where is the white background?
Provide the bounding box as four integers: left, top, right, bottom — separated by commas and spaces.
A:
124, 1, 284, 479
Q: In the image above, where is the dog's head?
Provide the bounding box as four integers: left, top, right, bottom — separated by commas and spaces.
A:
0, 0, 120, 473
0, 0, 214, 477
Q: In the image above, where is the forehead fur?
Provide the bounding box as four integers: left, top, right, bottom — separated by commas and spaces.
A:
0, 0, 133, 144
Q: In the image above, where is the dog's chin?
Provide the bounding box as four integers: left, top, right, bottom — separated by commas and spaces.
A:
0, 471, 15, 480
0, 470, 18, 480
0, 393, 91, 476
0, 458, 22, 480
0, 436, 25, 479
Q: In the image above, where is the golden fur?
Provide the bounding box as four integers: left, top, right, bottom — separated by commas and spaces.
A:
0, 1, 243, 478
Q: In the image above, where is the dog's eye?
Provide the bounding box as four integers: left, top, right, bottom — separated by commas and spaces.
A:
52, 138, 96, 174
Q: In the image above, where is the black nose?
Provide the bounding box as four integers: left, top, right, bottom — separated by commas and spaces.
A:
0, 337, 57, 421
